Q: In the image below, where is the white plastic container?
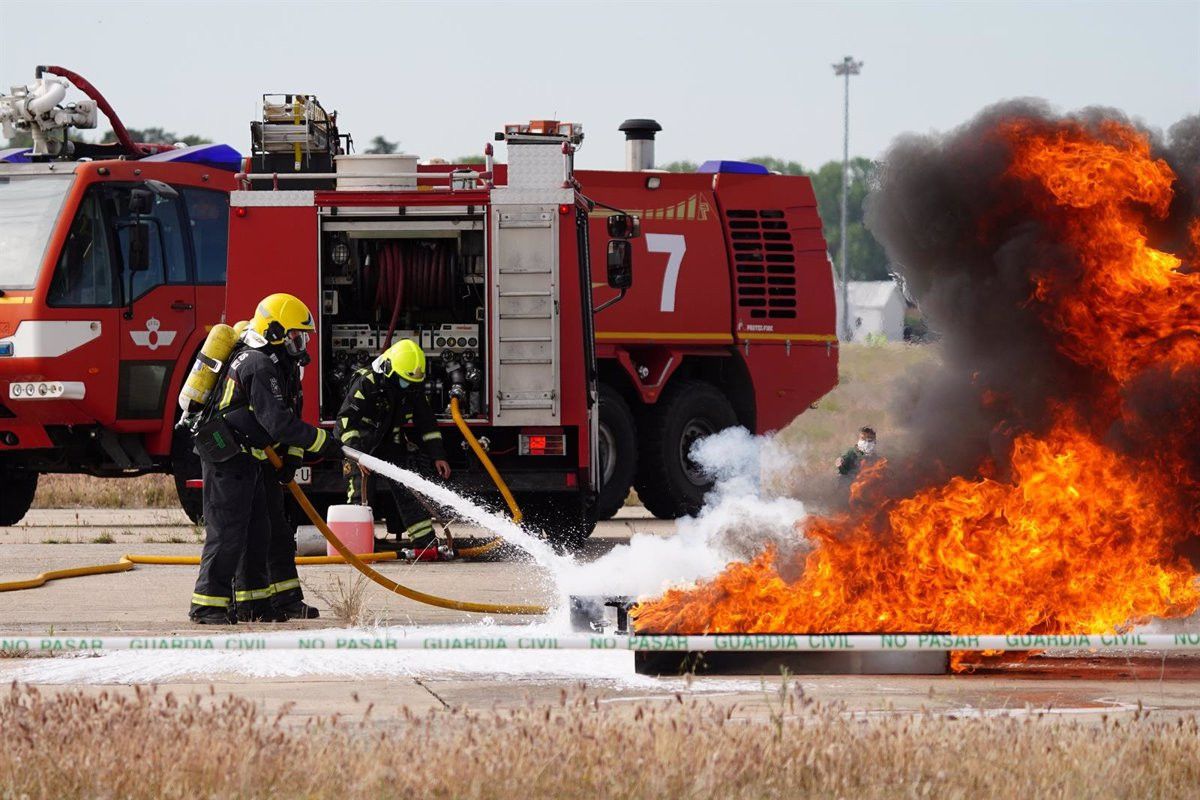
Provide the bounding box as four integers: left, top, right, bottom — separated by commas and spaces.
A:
335, 153, 419, 190
325, 504, 375, 557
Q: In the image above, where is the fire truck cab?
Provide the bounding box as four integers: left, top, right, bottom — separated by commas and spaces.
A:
0, 68, 239, 525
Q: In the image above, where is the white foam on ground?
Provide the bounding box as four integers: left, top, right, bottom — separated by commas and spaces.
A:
0, 623, 762, 692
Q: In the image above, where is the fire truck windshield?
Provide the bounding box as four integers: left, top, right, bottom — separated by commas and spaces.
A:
0, 174, 74, 290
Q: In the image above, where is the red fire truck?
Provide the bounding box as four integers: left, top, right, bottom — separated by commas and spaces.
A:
577, 120, 838, 520
0, 71, 838, 536
0, 67, 240, 524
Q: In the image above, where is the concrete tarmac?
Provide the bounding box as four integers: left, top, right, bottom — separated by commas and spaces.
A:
3, 506, 1200, 722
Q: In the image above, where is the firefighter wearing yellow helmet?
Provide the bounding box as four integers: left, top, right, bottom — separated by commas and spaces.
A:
334, 338, 451, 558
189, 293, 342, 625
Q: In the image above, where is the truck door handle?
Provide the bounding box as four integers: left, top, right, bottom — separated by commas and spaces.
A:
170, 300, 194, 311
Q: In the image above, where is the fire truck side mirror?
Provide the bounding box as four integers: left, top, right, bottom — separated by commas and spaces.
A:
127, 222, 152, 273
606, 240, 633, 290
606, 213, 641, 240
129, 188, 155, 216
143, 179, 179, 200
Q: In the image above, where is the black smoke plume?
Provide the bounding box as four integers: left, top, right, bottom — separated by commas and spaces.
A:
863, 100, 1200, 498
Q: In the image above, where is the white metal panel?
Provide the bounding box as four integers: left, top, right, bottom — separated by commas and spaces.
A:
506, 139, 566, 189
490, 205, 560, 424
490, 187, 574, 206
0, 320, 101, 358
230, 190, 314, 207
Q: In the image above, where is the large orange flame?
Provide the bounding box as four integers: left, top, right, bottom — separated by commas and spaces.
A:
635, 118, 1200, 637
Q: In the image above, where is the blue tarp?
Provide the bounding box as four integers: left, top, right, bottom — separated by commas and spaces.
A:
0, 148, 32, 163
697, 160, 770, 175
140, 143, 242, 172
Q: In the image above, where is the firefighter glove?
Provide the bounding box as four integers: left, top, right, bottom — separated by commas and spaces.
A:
278, 453, 303, 485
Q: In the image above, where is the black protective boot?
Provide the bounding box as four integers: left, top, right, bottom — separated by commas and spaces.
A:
189, 605, 236, 625
236, 600, 288, 623
276, 600, 320, 620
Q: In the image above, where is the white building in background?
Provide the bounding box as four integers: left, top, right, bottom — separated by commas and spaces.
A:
835, 279, 906, 343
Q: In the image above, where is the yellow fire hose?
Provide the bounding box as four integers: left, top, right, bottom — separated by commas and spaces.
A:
448, 396, 519, 558
0, 551, 400, 593
268, 446, 545, 615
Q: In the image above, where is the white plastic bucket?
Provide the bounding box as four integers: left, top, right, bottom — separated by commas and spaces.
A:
325, 504, 375, 556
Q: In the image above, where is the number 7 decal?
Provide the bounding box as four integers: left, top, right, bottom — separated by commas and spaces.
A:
645, 233, 686, 312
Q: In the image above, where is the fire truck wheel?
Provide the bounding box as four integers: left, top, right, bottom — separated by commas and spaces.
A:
0, 470, 38, 526
635, 379, 737, 519
596, 384, 637, 521
171, 428, 204, 524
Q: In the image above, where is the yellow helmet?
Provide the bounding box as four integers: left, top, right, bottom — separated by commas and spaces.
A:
251, 293, 314, 342
250, 293, 314, 358
375, 339, 426, 383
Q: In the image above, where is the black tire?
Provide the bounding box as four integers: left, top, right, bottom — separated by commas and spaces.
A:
596, 383, 638, 521
171, 427, 204, 524
634, 379, 737, 519
0, 470, 38, 526
519, 492, 597, 550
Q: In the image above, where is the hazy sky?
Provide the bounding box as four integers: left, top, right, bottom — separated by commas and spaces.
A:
2, 1, 1197, 169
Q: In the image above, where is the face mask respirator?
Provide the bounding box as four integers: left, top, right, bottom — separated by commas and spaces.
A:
283, 330, 310, 358
857, 439, 876, 455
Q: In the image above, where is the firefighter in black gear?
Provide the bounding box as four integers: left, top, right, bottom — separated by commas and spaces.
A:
334, 338, 451, 556
189, 293, 342, 625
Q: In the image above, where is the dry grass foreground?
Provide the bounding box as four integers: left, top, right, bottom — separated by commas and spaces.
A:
3, 682, 1197, 799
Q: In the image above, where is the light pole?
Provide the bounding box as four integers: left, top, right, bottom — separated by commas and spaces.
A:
832, 56, 862, 342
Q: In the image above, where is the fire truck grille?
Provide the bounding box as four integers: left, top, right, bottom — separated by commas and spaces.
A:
726, 209, 796, 320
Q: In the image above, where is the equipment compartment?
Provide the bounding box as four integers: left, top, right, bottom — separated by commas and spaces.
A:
318, 217, 488, 422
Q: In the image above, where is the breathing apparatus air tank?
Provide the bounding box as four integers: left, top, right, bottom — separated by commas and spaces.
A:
177, 323, 240, 413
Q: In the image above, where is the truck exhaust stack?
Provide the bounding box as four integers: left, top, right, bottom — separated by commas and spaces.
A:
619, 118, 662, 171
